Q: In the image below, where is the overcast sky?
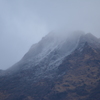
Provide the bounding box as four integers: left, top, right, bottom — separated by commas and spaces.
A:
0, 0, 100, 69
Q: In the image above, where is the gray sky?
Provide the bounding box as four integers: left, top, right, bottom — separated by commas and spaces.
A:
0, 0, 100, 69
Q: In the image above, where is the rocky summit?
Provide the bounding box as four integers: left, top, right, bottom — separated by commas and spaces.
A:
0, 31, 100, 100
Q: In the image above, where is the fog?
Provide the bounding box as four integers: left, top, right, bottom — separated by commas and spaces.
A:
0, 0, 100, 69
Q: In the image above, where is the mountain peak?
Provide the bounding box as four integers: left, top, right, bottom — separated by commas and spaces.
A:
85, 33, 98, 40
79, 33, 100, 49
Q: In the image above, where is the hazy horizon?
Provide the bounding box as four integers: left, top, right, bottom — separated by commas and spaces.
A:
0, 0, 100, 69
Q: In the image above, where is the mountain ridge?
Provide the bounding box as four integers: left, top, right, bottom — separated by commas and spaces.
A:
0, 31, 100, 100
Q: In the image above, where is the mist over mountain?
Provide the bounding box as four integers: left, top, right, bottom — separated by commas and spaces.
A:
1, 0, 100, 70
4, 31, 84, 74
0, 31, 100, 100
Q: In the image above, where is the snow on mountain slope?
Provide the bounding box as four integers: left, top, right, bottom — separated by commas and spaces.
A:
4, 31, 86, 77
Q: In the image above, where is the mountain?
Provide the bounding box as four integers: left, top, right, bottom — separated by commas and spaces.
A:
4, 31, 84, 78
0, 31, 100, 100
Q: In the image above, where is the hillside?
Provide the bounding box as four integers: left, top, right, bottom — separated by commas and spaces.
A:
0, 31, 100, 100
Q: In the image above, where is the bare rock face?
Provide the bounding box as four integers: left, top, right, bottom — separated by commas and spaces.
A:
0, 31, 100, 100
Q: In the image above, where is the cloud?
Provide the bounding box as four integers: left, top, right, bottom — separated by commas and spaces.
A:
0, 0, 100, 69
